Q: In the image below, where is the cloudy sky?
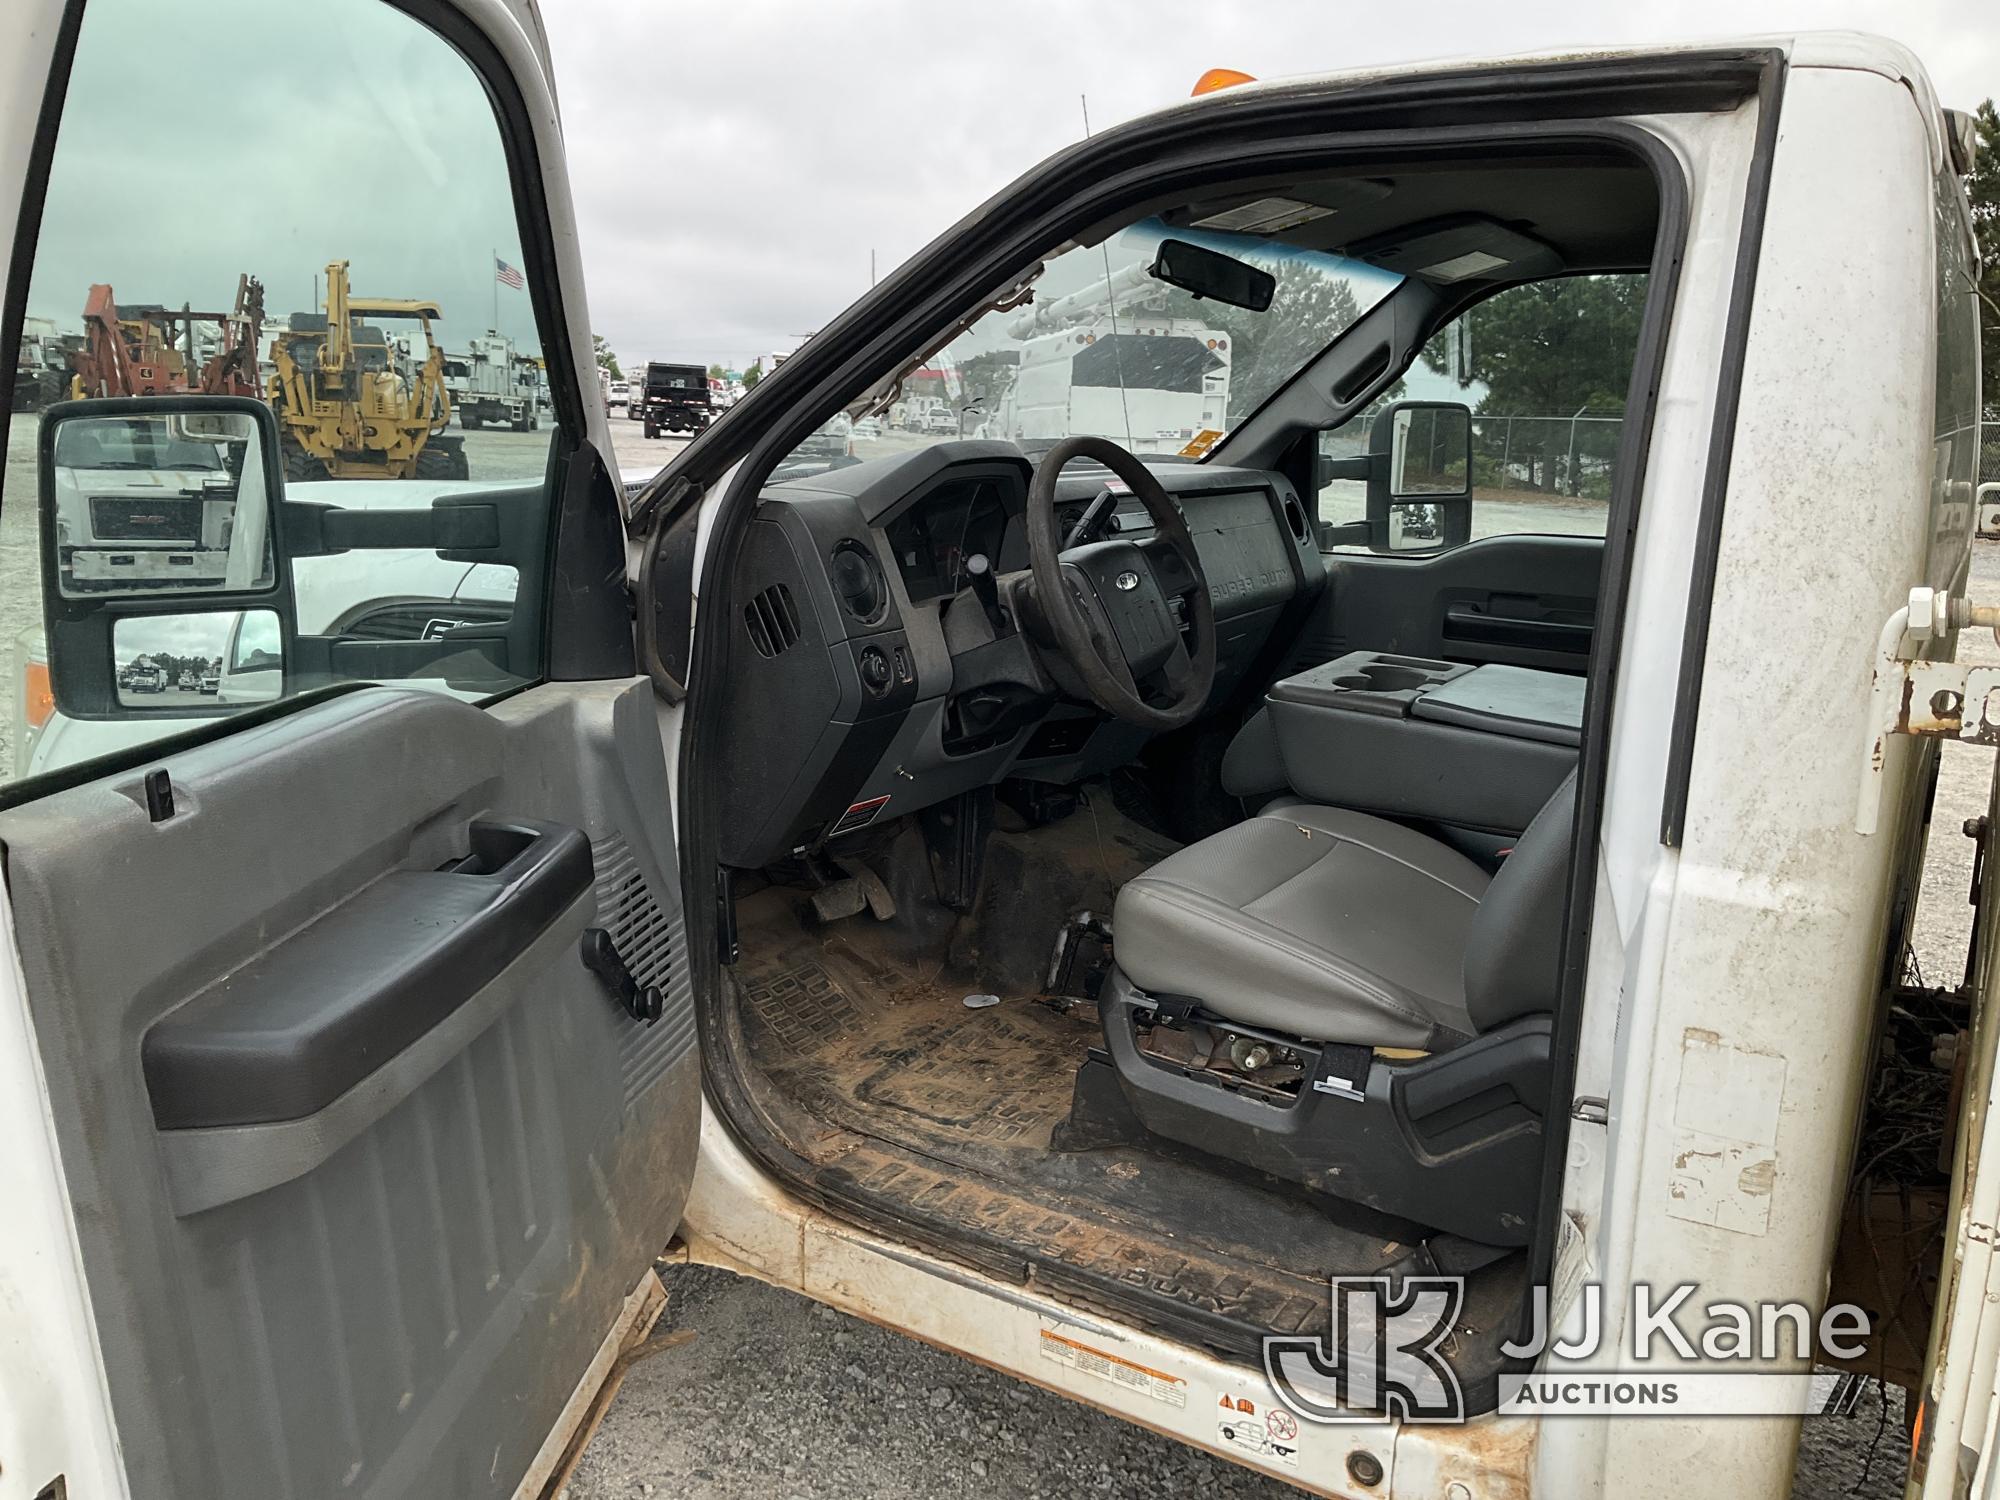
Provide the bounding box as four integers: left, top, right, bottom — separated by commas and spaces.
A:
539, 0, 1997, 373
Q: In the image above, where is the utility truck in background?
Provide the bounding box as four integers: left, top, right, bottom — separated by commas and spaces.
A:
1002, 260, 1231, 456
456, 332, 543, 432
10, 315, 72, 411
4, 14, 2000, 1500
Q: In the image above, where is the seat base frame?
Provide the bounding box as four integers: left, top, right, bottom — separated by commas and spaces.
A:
1081, 966, 1553, 1247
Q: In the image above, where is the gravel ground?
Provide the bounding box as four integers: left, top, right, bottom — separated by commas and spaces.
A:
562, 1263, 1301, 1500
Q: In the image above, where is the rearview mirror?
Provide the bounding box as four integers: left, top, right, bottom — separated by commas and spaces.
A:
43, 398, 277, 600
1148, 238, 1276, 313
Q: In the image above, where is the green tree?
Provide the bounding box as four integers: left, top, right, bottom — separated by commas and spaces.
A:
591, 334, 621, 381
1966, 100, 1999, 424
708, 363, 726, 382
1437, 275, 1645, 418
742, 363, 762, 391
1418, 275, 1645, 499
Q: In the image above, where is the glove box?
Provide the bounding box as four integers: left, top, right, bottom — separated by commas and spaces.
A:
1264, 651, 1582, 834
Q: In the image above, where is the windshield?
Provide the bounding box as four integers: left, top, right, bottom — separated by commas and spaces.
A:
796, 216, 1398, 477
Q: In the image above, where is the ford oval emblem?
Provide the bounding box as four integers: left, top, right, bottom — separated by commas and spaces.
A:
1115, 570, 1141, 591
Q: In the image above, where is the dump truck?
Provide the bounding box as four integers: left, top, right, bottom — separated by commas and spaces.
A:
638, 360, 712, 437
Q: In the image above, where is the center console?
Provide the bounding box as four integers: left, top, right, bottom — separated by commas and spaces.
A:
1260, 651, 1581, 833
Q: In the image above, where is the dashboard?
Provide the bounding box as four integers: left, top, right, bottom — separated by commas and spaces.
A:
714, 441, 1323, 869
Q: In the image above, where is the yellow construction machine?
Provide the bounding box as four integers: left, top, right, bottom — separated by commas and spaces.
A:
267, 260, 468, 480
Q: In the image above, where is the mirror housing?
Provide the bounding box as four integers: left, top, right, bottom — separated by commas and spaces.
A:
38, 395, 299, 720
1365, 400, 1473, 552
1148, 238, 1276, 312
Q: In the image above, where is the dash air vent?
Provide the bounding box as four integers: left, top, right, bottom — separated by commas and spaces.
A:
744, 583, 802, 658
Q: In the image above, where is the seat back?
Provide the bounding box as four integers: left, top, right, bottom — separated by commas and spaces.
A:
1461, 769, 1577, 1033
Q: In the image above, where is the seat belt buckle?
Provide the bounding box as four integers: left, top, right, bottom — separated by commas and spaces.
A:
1309, 1042, 1370, 1101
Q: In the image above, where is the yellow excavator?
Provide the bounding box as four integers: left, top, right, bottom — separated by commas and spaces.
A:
267, 260, 468, 480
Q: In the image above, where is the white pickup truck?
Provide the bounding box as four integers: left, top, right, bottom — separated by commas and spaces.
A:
0, 10, 1992, 1500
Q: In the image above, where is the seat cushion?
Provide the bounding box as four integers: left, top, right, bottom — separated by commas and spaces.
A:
1112, 804, 1491, 1048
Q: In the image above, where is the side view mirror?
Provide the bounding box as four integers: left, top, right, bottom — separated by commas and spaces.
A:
1366, 400, 1473, 552
36, 393, 547, 727
39, 395, 297, 720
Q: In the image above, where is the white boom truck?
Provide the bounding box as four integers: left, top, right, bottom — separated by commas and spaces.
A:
1002, 259, 1232, 454
0, 12, 1994, 1500
456, 331, 542, 431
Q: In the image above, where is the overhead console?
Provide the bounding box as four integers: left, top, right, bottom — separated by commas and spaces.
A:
1262, 651, 1581, 834
716, 443, 1324, 870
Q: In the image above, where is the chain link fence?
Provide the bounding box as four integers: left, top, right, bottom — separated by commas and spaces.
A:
1471, 414, 1623, 503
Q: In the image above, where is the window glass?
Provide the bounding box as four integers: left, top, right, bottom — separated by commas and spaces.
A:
1, 0, 557, 787
767, 216, 1400, 482
1318, 274, 1646, 549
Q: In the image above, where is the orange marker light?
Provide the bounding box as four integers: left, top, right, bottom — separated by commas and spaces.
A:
1191, 68, 1256, 97
24, 660, 54, 730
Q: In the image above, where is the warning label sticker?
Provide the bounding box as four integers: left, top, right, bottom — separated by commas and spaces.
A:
1215, 1392, 1301, 1469
1037, 1327, 1187, 1408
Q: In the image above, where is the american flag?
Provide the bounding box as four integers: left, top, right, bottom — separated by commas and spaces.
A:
495, 256, 525, 290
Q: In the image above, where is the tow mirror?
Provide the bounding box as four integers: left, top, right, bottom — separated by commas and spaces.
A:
45, 398, 277, 601
1366, 400, 1473, 552
1148, 237, 1276, 313
38, 395, 298, 719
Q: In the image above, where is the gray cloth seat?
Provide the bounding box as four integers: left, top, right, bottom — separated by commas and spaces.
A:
1112, 774, 1576, 1049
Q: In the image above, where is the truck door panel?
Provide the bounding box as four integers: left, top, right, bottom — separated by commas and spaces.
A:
1286, 534, 1603, 677
0, 682, 695, 1499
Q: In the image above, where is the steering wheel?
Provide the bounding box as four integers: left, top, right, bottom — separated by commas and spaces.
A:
1024, 436, 1216, 731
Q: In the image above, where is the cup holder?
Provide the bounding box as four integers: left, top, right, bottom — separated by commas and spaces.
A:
1273, 650, 1469, 713
1355, 663, 1431, 693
